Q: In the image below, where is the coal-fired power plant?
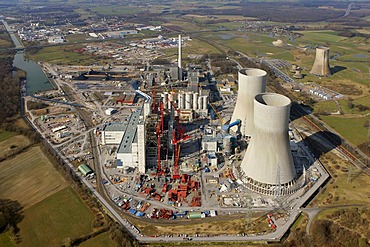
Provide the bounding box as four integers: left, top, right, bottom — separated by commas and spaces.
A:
230, 68, 266, 136
310, 47, 332, 77
239, 93, 297, 196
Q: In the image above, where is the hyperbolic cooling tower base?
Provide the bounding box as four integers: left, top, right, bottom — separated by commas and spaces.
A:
233, 165, 304, 196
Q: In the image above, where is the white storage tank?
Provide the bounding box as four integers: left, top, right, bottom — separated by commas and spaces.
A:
163, 92, 168, 109
198, 96, 203, 110
168, 92, 174, 109
185, 92, 192, 109
193, 92, 198, 110
202, 96, 208, 110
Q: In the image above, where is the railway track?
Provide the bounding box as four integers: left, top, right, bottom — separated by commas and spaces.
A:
291, 104, 370, 175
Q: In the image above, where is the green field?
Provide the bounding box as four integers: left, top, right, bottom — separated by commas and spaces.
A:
320, 115, 370, 146
28, 45, 98, 65
0, 232, 14, 247
0, 129, 17, 142
91, 6, 142, 16
18, 187, 95, 247
77, 232, 116, 247
0, 146, 68, 209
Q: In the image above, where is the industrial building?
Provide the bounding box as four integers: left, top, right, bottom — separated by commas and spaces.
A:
101, 123, 126, 145
310, 47, 332, 77
78, 164, 94, 176
116, 108, 144, 171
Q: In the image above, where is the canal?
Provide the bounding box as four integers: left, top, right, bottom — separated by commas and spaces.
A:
2, 20, 54, 94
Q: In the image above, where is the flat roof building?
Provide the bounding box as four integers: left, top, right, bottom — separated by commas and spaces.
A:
116, 108, 143, 169
101, 122, 127, 145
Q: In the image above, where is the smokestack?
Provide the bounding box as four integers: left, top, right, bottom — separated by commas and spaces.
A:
231, 68, 267, 136
240, 93, 297, 196
178, 35, 182, 80
310, 47, 331, 77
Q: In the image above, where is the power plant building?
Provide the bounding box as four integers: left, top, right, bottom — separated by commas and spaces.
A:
101, 123, 126, 145
116, 109, 143, 170
310, 47, 332, 77
231, 68, 267, 136
239, 93, 297, 195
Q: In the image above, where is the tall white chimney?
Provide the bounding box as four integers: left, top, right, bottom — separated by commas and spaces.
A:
178, 34, 182, 80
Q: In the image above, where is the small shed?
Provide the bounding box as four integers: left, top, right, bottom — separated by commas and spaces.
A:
78, 164, 94, 176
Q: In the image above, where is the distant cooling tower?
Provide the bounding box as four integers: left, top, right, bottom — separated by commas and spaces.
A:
231, 68, 267, 136
310, 47, 332, 77
240, 93, 296, 196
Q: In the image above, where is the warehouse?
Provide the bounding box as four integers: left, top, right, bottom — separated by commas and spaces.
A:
101, 122, 127, 145
116, 108, 143, 169
78, 164, 94, 176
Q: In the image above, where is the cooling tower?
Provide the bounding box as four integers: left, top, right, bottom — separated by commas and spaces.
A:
240, 93, 296, 196
231, 68, 267, 136
310, 47, 331, 77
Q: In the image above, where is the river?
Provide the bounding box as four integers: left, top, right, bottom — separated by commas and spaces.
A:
2, 20, 54, 94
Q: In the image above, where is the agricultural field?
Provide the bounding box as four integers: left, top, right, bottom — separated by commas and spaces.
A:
319, 115, 369, 146
0, 145, 68, 209
18, 187, 95, 247
0, 134, 31, 160
0, 129, 17, 142
28, 45, 98, 65
77, 232, 116, 247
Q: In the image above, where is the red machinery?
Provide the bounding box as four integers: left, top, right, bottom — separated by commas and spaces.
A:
172, 129, 190, 179
156, 102, 165, 175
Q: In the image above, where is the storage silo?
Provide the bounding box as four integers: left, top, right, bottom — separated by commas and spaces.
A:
163, 92, 168, 109
240, 93, 296, 196
231, 68, 267, 136
202, 96, 208, 110
178, 92, 183, 109
168, 92, 174, 109
198, 96, 203, 110
185, 92, 192, 110
193, 92, 198, 110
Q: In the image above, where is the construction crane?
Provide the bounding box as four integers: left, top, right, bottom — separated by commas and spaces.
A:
172, 129, 190, 179
156, 102, 165, 175
209, 102, 226, 125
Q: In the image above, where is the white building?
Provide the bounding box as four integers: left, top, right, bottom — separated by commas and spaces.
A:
101, 123, 126, 145
116, 109, 143, 169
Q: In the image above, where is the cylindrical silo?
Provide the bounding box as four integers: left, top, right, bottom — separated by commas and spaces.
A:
185, 92, 192, 109
163, 92, 168, 109
310, 47, 331, 77
231, 68, 267, 136
177, 92, 183, 109
202, 96, 208, 110
168, 92, 174, 109
193, 92, 198, 110
181, 92, 186, 109
198, 96, 203, 110
240, 93, 296, 195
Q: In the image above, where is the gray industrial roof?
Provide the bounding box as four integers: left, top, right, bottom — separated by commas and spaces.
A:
117, 108, 142, 154
103, 122, 127, 132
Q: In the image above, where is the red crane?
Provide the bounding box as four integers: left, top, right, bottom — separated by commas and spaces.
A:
156, 102, 165, 175
172, 129, 190, 179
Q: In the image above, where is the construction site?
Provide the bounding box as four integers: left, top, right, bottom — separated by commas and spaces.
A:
29, 35, 330, 239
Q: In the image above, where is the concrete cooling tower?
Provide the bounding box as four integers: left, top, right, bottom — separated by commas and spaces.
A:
240, 93, 296, 196
310, 47, 332, 77
231, 68, 267, 136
